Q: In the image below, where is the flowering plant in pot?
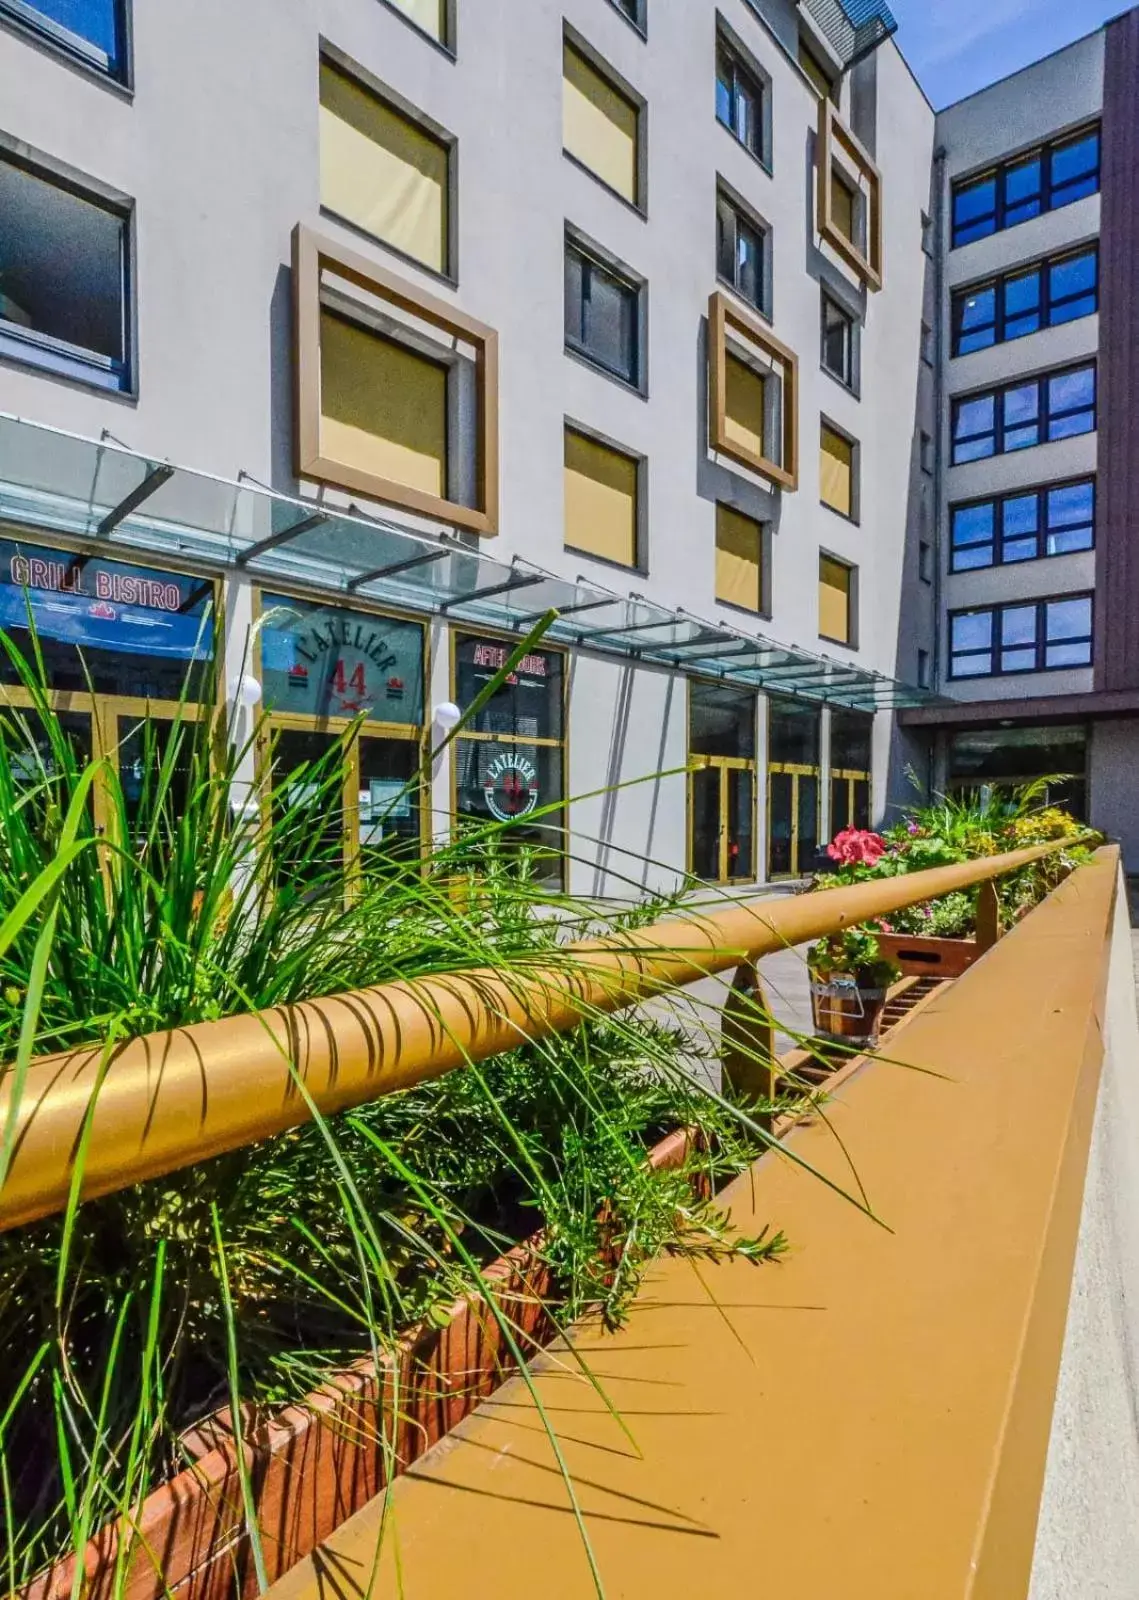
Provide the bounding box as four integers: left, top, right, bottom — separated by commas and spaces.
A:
806, 927, 901, 1047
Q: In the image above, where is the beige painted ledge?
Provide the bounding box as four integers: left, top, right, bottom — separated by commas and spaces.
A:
266, 850, 1119, 1600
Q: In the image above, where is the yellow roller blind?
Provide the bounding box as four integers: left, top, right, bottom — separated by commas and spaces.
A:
563, 43, 639, 204
723, 355, 765, 462
387, 0, 446, 42
320, 61, 448, 273
799, 40, 833, 99
715, 505, 764, 613
830, 169, 856, 244
819, 554, 852, 643
319, 311, 447, 498
820, 424, 853, 516
564, 428, 638, 567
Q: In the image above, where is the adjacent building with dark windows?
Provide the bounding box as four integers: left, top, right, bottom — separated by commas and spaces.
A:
0, 0, 1136, 887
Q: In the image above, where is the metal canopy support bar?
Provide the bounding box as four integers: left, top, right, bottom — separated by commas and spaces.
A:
236, 511, 329, 567
512, 594, 613, 626
348, 544, 451, 590
440, 570, 546, 612
96, 463, 175, 537
576, 615, 688, 643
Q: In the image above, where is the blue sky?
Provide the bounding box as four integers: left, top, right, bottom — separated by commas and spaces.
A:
890, 0, 1123, 109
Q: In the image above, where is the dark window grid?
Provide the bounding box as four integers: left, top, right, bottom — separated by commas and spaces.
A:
948, 595, 1094, 679
715, 43, 765, 163
0, 0, 127, 79
564, 244, 640, 387
820, 293, 855, 390
949, 479, 1096, 572
950, 364, 1096, 464
952, 248, 1099, 357
716, 194, 766, 313
951, 125, 1101, 248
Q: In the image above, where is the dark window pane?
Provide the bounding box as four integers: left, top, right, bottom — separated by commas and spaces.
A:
956, 285, 996, 353
1001, 607, 1037, 647
954, 544, 993, 571
716, 44, 763, 159
564, 246, 584, 344
1046, 640, 1092, 668
952, 502, 994, 546
822, 296, 853, 384
953, 653, 993, 677
1046, 482, 1095, 555
1048, 367, 1095, 439
1045, 596, 1092, 640
1000, 646, 1037, 672
1004, 268, 1041, 338
1003, 539, 1037, 563
736, 215, 763, 306
565, 246, 638, 384
455, 634, 564, 742
1002, 494, 1038, 539
1049, 250, 1097, 324
716, 196, 735, 281
1004, 383, 1039, 426
1050, 130, 1099, 205
955, 394, 994, 438
691, 681, 755, 759
953, 175, 997, 244
952, 611, 992, 652
5, 0, 123, 73
1004, 154, 1042, 223
715, 50, 733, 128
0, 155, 127, 389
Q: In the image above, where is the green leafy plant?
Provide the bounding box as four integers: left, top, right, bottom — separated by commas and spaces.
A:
806, 927, 900, 990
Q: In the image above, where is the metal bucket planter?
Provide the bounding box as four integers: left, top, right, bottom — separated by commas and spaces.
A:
810, 975, 889, 1049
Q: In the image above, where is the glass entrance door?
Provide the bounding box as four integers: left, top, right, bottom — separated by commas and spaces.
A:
690, 759, 755, 883
767, 695, 821, 879
830, 710, 873, 838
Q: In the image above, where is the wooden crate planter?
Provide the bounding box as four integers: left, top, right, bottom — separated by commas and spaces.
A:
874, 933, 979, 980
24, 1130, 699, 1600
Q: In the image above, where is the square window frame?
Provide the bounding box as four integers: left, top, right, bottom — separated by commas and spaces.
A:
563, 224, 647, 394
292, 223, 499, 536
562, 419, 646, 574
707, 289, 798, 491
318, 43, 459, 285
715, 177, 772, 321
0, 134, 136, 397
818, 549, 858, 649
819, 415, 860, 524
817, 100, 882, 292
0, 0, 131, 87
562, 25, 648, 216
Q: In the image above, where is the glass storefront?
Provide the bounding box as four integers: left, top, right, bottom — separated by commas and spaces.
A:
259, 592, 426, 881
767, 695, 820, 878
688, 681, 757, 883
452, 632, 565, 887
830, 709, 873, 836
948, 723, 1088, 818
0, 536, 215, 839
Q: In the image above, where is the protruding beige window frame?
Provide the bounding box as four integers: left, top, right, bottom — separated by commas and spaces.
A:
293, 224, 499, 536
817, 100, 883, 292
707, 290, 798, 491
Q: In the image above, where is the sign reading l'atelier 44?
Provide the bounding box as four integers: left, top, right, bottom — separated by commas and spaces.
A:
260, 595, 425, 725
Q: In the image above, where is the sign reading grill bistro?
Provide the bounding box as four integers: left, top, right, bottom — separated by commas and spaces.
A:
260, 593, 424, 724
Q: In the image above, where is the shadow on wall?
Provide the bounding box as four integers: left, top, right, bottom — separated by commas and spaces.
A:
269, 262, 295, 492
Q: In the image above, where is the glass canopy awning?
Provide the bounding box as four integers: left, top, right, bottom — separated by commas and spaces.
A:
0, 412, 937, 712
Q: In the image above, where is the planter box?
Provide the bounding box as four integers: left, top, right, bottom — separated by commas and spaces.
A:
875, 933, 978, 980
24, 1129, 699, 1600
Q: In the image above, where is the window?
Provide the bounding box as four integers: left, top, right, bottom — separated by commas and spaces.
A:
383, 0, 451, 47
319, 58, 452, 275
920, 431, 933, 475
0, 150, 130, 393
716, 189, 767, 314
819, 554, 855, 645
949, 595, 1093, 678
919, 540, 933, 583
951, 124, 1100, 247
563, 38, 641, 207
715, 503, 765, 614
707, 291, 799, 491
293, 225, 499, 535
950, 479, 1095, 571
820, 422, 856, 519
564, 426, 639, 568
948, 725, 1087, 818
921, 211, 933, 256
952, 248, 1098, 356
817, 101, 882, 291
821, 292, 855, 389
453, 633, 566, 890
917, 648, 931, 689
716, 35, 766, 163
799, 36, 835, 100
0, 0, 125, 78
951, 365, 1096, 464
609, 0, 645, 30
921, 320, 934, 366
564, 237, 640, 386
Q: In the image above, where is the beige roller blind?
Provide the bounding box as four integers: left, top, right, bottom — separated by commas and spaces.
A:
320, 61, 448, 273
819, 554, 852, 643
563, 43, 639, 204
716, 505, 764, 613
830, 169, 856, 244
319, 311, 447, 498
820, 424, 853, 516
564, 428, 638, 567
723, 354, 766, 462
388, 0, 446, 42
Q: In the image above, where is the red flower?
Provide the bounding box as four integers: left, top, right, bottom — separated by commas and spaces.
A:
827, 826, 887, 867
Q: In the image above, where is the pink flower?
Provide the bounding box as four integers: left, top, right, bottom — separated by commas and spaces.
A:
906, 821, 921, 836
826, 827, 888, 867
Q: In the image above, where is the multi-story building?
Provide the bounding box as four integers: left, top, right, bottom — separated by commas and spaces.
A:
901, 10, 1139, 870
0, 0, 1132, 893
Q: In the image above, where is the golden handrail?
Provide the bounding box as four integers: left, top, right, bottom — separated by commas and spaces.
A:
0, 838, 1082, 1232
